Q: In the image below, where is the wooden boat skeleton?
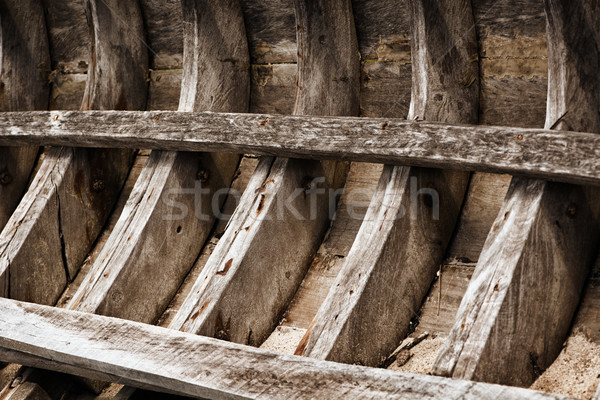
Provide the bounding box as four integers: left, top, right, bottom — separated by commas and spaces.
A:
0, 0, 599, 399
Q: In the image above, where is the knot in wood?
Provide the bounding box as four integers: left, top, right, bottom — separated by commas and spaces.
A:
196, 169, 210, 183
92, 178, 105, 192
0, 169, 13, 185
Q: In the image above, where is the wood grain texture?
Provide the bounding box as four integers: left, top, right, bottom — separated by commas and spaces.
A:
167, 0, 360, 348
296, 0, 478, 366
0, 0, 50, 231
0, 298, 576, 400
65, 0, 248, 325
433, 0, 600, 386
3, 111, 600, 186
0, 0, 147, 305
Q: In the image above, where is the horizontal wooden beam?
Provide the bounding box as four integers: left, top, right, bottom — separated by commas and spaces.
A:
0, 110, 599, 186
0, 298, 572, 399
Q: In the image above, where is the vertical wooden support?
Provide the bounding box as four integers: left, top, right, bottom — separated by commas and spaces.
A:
433, 0, 600, 386
167, 0, 360, 347
296, 0, 478, 366
0, 0, 147, 305
0, 0, 50, 231
65, 0, 247, 324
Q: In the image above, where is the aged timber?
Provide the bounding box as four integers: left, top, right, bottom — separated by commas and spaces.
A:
0, 111, 599, 186
296, 0, 478, 365
0, 298, 575, 400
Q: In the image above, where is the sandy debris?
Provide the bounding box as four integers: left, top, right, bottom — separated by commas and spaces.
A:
388, 336, 446, 375
531, 334, 600, 400
260, 326, 307, 355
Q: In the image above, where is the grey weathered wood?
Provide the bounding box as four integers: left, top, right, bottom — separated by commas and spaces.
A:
0, 0, 50, 231
296, 0, 477, 366
0, 0, 147, 305
66, 0, 248, 325
166, 0, 360, 348
2, 111, 600, 187
433, 0, 600, 387
0, 298, 576, 400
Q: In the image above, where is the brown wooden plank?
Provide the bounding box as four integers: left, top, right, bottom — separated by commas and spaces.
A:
166, 0, 360, 348
0, 298, 575, 400
2, 111, 600, 187
0, 0, 147, 305
295, 0, 477, 366
0, 0, 50, 231
433, 0, 600, 387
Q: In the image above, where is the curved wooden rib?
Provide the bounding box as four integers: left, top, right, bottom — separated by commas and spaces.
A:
167, 0, 359, 346
0, 0, 147, 306
433, 0, 600, 386
0, 0, 49, 231
66, 0, 247, 324
296, 0, 478, 366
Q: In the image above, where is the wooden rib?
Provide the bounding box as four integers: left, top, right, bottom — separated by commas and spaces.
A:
65, 0, 248, 325
3, 110, 600, 187
0, 0, 50, 231
295, 0, 478, 366
0, 298, 574, 400
433, 0, 600, 387
0, 0, 147, 306
166, 0, 359, 347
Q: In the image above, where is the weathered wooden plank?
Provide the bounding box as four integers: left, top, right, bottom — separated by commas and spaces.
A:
0, 0, 147, 305
433, 0, 600, 387
166, 0, 360, 348
0, 0, 50, 231
295, 0, 477, 366
65, 0, 247, 326
2, 111, 600, 187
0, 298, 575, 400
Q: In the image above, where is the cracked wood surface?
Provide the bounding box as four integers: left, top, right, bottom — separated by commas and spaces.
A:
165, 0, 360, 349
0, 0, 50, 231
296, 0, 478, 366
433, 0, 600, 387
0, 298, 577, 400
2, 111, 600, 187
0, 0, 147, 306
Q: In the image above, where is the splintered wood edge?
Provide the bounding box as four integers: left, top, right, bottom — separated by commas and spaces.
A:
298, 0, 478, 365
0, 110, 598, 186
0, 298, 575, 400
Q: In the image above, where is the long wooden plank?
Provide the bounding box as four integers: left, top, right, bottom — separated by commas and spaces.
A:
165, 0, 360, 347
65, 0, 247, 325
295, 0, 477, 366
0, 298, 575, 400
0, 0, 147, 306
1, 111, 600, 186
0, 0, 50, 231
433, 0, 600, 387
